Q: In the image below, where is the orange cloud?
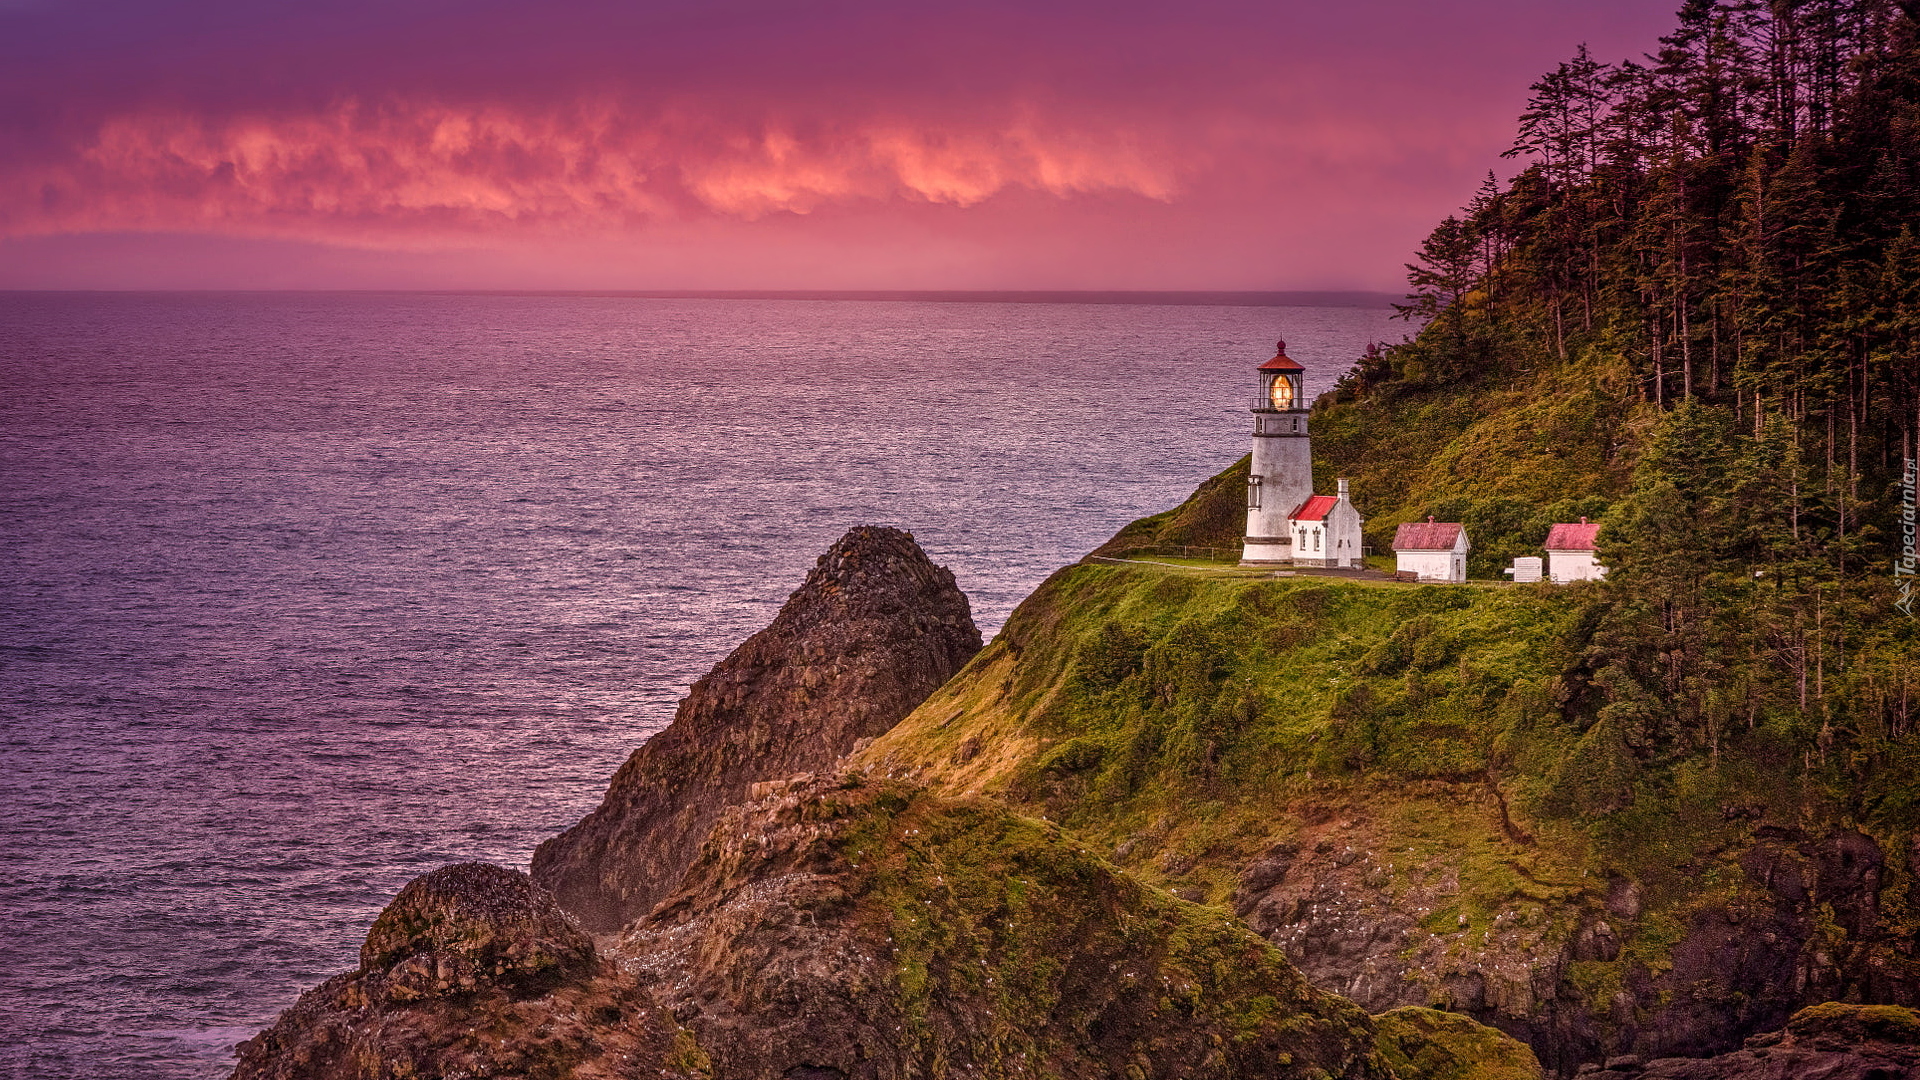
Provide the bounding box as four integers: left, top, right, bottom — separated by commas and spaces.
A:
1, 98, 1186, 246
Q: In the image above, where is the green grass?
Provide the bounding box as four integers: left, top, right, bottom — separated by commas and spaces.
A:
862, 563, 1605, 910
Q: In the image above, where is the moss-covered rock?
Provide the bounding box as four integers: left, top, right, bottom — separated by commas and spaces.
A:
1579, 1002, 1920, 1079
1371, 1007, 1543, 1080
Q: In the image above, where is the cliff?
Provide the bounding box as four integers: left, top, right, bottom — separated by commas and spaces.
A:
233, 779, 1542, 1080
235, 523, 1547, 1080
532, 526, 981, 931
1579, 1003, 1920, 1080
619, 774, 1422, 1080
854, 460, 1920, 1075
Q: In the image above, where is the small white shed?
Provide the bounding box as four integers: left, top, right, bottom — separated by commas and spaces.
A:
1392, 518, 1470, 583
1544, 519, 1606, 583
1503, 556, 1543, 583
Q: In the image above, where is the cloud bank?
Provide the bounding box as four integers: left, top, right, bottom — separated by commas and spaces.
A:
0, 0, 1682, 288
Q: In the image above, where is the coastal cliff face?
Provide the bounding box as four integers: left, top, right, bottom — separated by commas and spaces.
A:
235, 782, 1542, 1080
532, 526, 981, 931
229, 863, 709, 1080
1577, 1002, 1920, 1080
234, 518, 1553, 1080
852, 463, 1920, 1076
621, 774, 1419, 1080
1227, 809, 1919, 1073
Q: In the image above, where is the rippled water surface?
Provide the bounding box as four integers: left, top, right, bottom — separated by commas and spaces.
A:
0, 292, 1396, 1078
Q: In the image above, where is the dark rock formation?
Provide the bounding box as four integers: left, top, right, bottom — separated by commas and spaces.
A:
532, 526, 981, 931
1576, 1003, 1920, 1079
1231, 815, 1920, 1076
230, 863, 708, 1080
620, 774, 1410, 1080
1230, 816, 1602, 1073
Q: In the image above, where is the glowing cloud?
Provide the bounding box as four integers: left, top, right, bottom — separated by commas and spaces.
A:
0, 0, 1687, 287
2, 98, 1185, 244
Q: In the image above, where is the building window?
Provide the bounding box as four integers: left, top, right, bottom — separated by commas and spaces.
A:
1246, 475, 1262, 509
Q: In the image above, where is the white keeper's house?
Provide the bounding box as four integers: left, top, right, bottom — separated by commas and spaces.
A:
1289, 479, 1364, 569
1392, 517, 1470, 583
1544, 518, 1606, 583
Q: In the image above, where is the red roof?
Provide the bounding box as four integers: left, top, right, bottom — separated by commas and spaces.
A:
1392, 520, 1465, 551
1258, 339, 1304, 372
1544, 521, 1601, 551
1290, 495, 1339, 522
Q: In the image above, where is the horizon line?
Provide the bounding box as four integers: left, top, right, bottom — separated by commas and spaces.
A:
0, 288, 1403, 308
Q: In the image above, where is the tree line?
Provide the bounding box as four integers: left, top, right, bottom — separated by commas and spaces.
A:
1356, 0, 1920, 826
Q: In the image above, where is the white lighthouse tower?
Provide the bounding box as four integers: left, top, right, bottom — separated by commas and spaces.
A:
1240, 340, 1315, 565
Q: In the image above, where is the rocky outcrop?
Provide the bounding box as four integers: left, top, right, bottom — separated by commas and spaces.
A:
1230, 809, 1604, 1073
230, 863, 708, 1080
1576, 1003, 1920, 1079
1231, 810, 1920, 1075
620, 774, 1412, 1080
532, 526, 981, 931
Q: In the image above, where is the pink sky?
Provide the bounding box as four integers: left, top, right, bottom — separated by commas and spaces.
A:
0, 0, 1680, 290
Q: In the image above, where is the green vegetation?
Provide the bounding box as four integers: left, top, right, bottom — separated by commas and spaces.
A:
1314, 350, 1639, 573
861, 560, 1604, 911
877, 4, 1920, 1066
1301, 0, 1920, 868
1371, 1007, 1543, 1080
1784, 1001, 1920, 1044
858, 444, 1920, 1042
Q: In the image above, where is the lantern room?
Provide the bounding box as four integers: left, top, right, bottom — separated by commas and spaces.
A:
1256, 340, 1305, 412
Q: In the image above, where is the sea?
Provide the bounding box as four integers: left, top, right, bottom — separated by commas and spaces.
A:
0, 291, 1398, 1079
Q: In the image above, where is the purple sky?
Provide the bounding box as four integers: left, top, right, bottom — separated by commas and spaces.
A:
0, 0, 1681, 290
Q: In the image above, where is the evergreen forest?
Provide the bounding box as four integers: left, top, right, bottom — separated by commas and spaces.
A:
1317, 0, 1920, 832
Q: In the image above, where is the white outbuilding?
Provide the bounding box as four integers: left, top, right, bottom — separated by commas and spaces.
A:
1544, 518, 1606, 583
1392, 518, 1470, 583
1288, 478, 1365, 569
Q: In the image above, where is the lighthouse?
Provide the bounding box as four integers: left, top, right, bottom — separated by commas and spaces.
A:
1240, 340, 1315, 565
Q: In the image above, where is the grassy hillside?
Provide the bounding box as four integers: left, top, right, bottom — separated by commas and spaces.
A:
855, 461, 1920, 1067
864, 561, 1625, 905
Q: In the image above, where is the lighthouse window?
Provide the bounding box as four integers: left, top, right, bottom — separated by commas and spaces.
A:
1246, 475, 1262, 509
1291, 418, 1299, 433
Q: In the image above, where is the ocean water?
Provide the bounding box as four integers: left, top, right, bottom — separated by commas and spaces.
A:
0, 292, 1397, 1079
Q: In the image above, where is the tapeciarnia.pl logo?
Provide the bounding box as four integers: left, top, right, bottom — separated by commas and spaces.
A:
1899, 458, 1917, 616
